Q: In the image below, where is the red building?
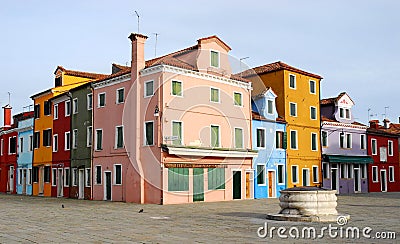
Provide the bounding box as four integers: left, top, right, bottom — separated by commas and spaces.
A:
367, 119, 400, 192
0, 105, 18, 193
50, 95, 71, 197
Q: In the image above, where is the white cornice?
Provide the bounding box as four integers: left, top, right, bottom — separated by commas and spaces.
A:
92, 74, 131, 89
140, 64, 252, 90
0, 127, 18, 136
322, 121, 367, 130
166, 146, 258, 158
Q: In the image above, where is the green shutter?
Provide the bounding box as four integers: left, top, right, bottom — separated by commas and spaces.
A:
172, 81, 182, 96
211, 126, 220, 147
282, 132, 287, 149
211, 88, 219, 102
168, 168, 189, 191
211, 51, 219, 67
208, 168, 225, 190
234, 92, 242, 106
172, 122, 182, 145
235, 128, 243, 148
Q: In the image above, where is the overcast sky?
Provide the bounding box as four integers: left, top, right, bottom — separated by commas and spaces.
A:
1, 0, 399, 126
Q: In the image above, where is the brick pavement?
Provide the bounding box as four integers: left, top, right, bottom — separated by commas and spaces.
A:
0, 192, 399, 243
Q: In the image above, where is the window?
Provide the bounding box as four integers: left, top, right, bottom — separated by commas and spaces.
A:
208, 168, 225, 190
372, 166, 378, 182
339, 108, 350, 119
54, 104, 58, 120
87, 126, 92, 147
43, 129, 52, 147
345, 109, 350, 119
361, 164, 367, 178
20, 138, 24, 153
98, 93, 106, 107
95, 165, 102, 184
115, 126, 124, 148
211, 125, 220, 147
210, 88, 220, 103
290, 130, 298, 150
9, 136, 16, 154
28, 169, 32, 185
0, 139, 3, 155
33, 132, 40, 149
168, 168, 189, 191
371, 139, 377, 155
18, 169, 22, 185
87, 93, 93, 110
256, 128, 265, 148
234, 92, 242, 106
85, 168, 91, 187
65, 131, 70, 151
347, 164, 353, 178
44, 166, 50, 183
64, 168, 70, 187
95, 129, 103, 150
114, 164, 122, 185
339, 108, 344, 118
72, 168, 78, 186
360, 134, 366, 150
65, 100, 71, 116
210, 50, 219, 68
292, 165, 298, 183
267, 100, 273, 114
257, 165, 266, 185
311, 133, 317, 151
380, 147, 387, 162
289, 74, 296, 89
144, 122, 154, 146
29, 136, 33, 151
32, 167, 39, 183
340, 164, 347, 178
312, 166, 319, 183
276, 131, 286, 149
339, 133, 345, 148
309, 80, 316, 94
44, 101, 51, 116
144, 81, 154, 97
388, 140, 393, 156
52, 168, 57, 186
310, 106, 317, 120
53, 134, 58, 152
277, 165, 284, 184
346, 133, 352, 149
389, 166, 394, 182
72, 129, 78, 149
171, 80, 182, 96
172, 121, 182, 145
289, 102, 297, 117
116, 88, 124, 104
55, 76, 62, 87
234, 128, 243, 149
321, 131, 328, 147
323, 163, 329, 179
72, 98, 78, 114
34, 104, 40, 119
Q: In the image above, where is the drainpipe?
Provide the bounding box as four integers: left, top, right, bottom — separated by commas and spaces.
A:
89, 84, 94, 200
66, 92, 73, 197
318, 78, 323, 188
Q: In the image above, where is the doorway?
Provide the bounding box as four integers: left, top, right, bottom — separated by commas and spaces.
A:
9, 166, 14, 193
193, 168, 204, 202
104, 171, 112, 200
39, 166, 44, 195
233, 170, 241, 199
302, 168, 310, 186
57, 168, 63, 197
245, 171, 253, 199
331, 164, 339, 193
78, 169, 84, 199
267, 171, 276, 198
380, 170, 387, 192
22, 169, 27, 195
354, 167, 361, 192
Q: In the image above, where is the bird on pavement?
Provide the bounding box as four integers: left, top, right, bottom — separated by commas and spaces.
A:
138, 209, 144, 213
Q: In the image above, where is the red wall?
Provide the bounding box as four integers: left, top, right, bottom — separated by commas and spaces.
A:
0, 130, 18, 193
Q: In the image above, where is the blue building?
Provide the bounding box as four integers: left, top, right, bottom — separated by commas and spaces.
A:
16, 112, 34, 195
252, 88, 286, 198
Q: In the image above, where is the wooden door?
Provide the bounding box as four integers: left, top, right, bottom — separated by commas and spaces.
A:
193, 168, 204, 202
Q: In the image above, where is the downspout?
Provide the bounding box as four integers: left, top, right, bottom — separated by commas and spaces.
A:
66, 92, 73, 197
318, 78, 323, 188
158, 74, 163, 205
89, 84, 94, 200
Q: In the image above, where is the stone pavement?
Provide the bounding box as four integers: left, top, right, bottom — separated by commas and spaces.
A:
0, 192, 399, 243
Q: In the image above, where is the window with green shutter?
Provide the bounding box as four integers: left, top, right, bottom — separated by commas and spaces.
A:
210, 88, 219, 102
211, 125, 220, 147
145, 122, 154, 146
172, 121, 182, 145
267, 100, 273, 114
145, 81, 154, 97
210, 51, 219, 68
168, 168, 189, 191
172, 80, 182, 96
234, 92, 242, 106
208, 168, 225, 190
235, 128, 243, 149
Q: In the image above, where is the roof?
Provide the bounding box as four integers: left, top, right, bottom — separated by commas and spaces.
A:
252, 111, 286, 123
321, 115, 366, 127
55, 66, 108, 80
320, 92, 354, 105
239, 61, 323, 79
367, 123, 400, 136
30, 88, 53, 99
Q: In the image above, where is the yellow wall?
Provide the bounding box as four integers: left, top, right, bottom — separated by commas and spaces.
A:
251, 69, 322, 188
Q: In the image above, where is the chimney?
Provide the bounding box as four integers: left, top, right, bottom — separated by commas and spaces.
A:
369, 120, 379, 129
3, 104, 12, 128
128, 33, 148, 81
383, 118, 390, 129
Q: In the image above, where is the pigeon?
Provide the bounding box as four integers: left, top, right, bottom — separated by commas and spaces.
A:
62, 204, 64, 208
138, 209, 144, 213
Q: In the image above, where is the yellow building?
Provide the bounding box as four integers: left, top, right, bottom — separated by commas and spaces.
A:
31, 66, 107, 196
243, 61, 323, 188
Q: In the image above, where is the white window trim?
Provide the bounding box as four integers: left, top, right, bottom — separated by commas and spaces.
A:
53, 104, 59, 120
114, 164, 122, 185
9, 136, 16, 155
234, 127, 244, 149
85, 168, 91, 187
310, 106, 317, 120
210, 124, 221, 148
389, 166, 395, 182
371, 139, 377, 155
312, 166, 319, 183
388, 140, 394, 156
144, 121, 155, 146
27, 169, 32, 185
267, 99, 274, 114
309, 80, 316, 94
115, 125, 124, 149
289, 74, 296, 89
98, 92, 106, 108
72, 98, 78, 114
72, 129, 78, 149
20, 137, 23, 153
311, 133, 318, 151
64, 168, 70, 187
290, 130, 298, 150
87, 93, 93, 110
171, 80, 183, 97
72, 168, 77, 186
65, 100, 71, 117
95, 165, 102, 185
87, 126, 92, 147
52, 134, 58, 152
0, 138, 3, 155
321, 131, 328, 147
116, 87, 125, 104
289, 102, 297, 117
210, 49, 220, 68
256, 164, 266, 186
52, 168, 57, 186
256, 127, 266, 149
345, 133, 352, 149
95, 129, 103, 151
171, 120, 184, 146
144, 80, 154, 98
292, 165, 299, 184
372, 166, 378, 182
64, 131, 70, 151
360, 134, 366, 150
277, 164, 285, 185
210, 87, 220, 103
233, 91, 243, 107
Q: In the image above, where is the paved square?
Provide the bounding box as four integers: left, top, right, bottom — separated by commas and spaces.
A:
0, 193, 398, 243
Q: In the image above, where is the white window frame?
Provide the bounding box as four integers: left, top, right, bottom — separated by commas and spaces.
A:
233, 91, 243, 107
210, 87, 220, 103
289, 74, 296, 89
87, 93, 93, 110
234, 127, 244, 149
171, 120, 184, 146
311, 133, 318, 151
321, 131, 328, 147
372, 166, 378, 182
144, 80, 154, 98
9, 136, 16, 155
290, 130, 298, 150
98, 92, 106, 108
267, 100, 274, 114
114, 164, 122, 185
256, 128, 266, 149
72, 168, 77, 186
144, 121, 155, 146
87, 126, 92, 147
65, 131, 70, 151
53, 134, 58, 152
210, 50, 220, 68
210, 124, 221, 148
72, 98, 78, 114
292, 165, 299, 184
345, 108, 351, 119
85, 168, 91, 187
360, 134, 366, 150
388, 140, 393, 156
53, 104, 58, 120
171, 80, 183, 97
95, 165, 102, 185
371, 138, 377, 155
389, 166, 395, 182
309, 80, 316, 94
65, 100, 71, 117
20, 137, 24, 153
277, 164, 285, 185
115, 125, 124, 149
310, 106, 317, 120
95, 129, 103, 151
116, 88, 125, 104
52, 168, 57, 186
64, 168, 70, 187
27, 169, 32, 185
312, 166, 319, 183
256, 164, 266, 186
72, 129, 78, 149
345, 133, 352, 149
289, 102, 297, 117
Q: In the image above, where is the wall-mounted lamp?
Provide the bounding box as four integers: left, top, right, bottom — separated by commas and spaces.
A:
154, 105, 160, 117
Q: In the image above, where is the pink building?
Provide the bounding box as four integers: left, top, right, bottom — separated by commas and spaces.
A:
92, 33, 256, 204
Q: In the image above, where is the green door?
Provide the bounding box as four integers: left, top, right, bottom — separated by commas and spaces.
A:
233, 171, 241, 199
193, 168, 204, 202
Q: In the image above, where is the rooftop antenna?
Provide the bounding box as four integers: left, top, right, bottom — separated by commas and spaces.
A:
367, 108, 371, 123
134, 11, 140, 33
239, 57, 250, 77
153, 33, 159, 57
384, 106, 389, 118
7, 92, 11, 105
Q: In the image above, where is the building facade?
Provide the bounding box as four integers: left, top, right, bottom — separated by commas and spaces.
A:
251, 88, 286, 198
